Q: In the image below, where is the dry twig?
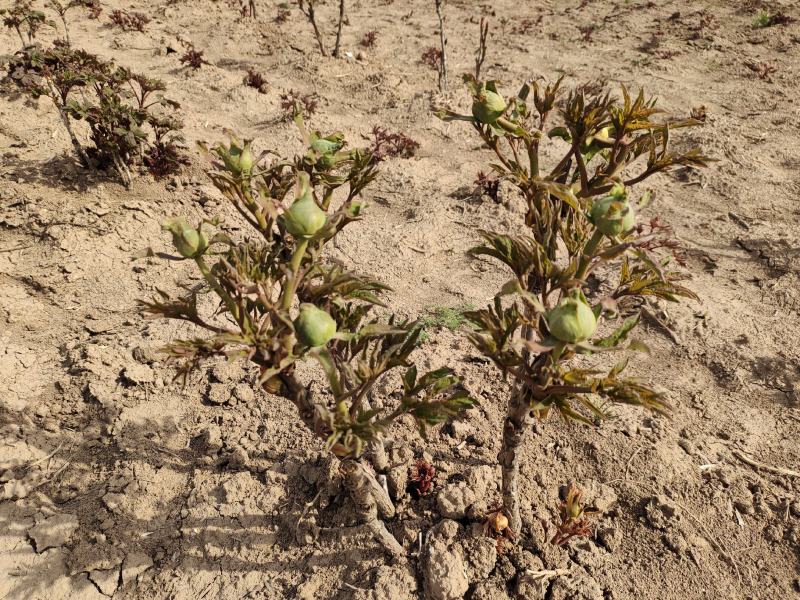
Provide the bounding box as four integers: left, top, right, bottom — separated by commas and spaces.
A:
434, 0, 447, 91
732, 450, 800, 478
475, 17, 489, 80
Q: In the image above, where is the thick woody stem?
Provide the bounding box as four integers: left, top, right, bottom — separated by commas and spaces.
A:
362, 392, 389, 472
500, 382, 534, 536
332, 0, 345, 58
48, 84, 91, 169
273, 372, 396, 518
111, 151, 133, 187
341, 459, 404, 556
366, 519, 404, 556
275, 371, 328, 438
359, 459, 394, 517
58, 106, 90, 168
368, 437, 388, 472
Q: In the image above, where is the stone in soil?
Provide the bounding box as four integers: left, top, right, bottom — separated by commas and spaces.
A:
645, 495, 681, 530
207, 383, 232, 405
121, 551, 153, 584
122, 363, 155, 385
372, 563, 418, 600
548, 567, 603, 600
582, 479, 618, 514
461, 535, 498, 581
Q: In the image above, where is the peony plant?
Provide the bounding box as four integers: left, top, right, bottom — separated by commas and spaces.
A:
1, 0, 49, 48
143, 115, 473, 555
4, 43, 185, 184
439, 75, 709, 536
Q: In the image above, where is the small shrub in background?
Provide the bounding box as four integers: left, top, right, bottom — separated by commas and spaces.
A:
4, 43, 185, 184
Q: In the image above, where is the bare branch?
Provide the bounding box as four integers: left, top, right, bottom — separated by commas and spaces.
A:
434, 0, 447, 91
333, 0, 345, 58
297, 0, 326, 56
475, 17, 489, 81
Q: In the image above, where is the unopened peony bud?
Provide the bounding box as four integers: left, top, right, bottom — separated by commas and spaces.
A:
163, 217, 208, 259
546, 290, 597, 343
590, 185, 635, 237
294, 303, 337, 348
472, 83, 507, 125
216, 139, 254, 177
310, 132, 345, 155
282, 173, 327, 238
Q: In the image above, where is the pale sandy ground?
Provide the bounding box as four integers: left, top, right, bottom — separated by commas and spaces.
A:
1, 0, 799, 598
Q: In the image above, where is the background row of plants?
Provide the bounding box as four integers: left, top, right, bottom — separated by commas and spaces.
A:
0, 0, 427, 186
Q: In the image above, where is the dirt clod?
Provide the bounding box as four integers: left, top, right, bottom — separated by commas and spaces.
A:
423, 539, 469, 600
28, 513, 80, 552
436, 481, 477, 519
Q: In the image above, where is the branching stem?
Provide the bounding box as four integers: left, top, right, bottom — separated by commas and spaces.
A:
281, 237, 309, 310
298, 0, 327, 56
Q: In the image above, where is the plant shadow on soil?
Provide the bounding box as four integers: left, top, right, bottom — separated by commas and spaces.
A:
0, 401, 396, 599
2, 153, 105, 193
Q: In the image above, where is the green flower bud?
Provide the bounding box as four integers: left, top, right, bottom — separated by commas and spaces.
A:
162, 217, 208, 259
316, 152, 340, 170
472, 83, 507, 125
237, 144, 254, 174
283, 173, 327, 238
546, 290, 597, 344
294, 303, 337, 347
310, 131, 345, 155
590, 185, 635, 237
216, 138, 254, 177
309, 132, 347, 171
